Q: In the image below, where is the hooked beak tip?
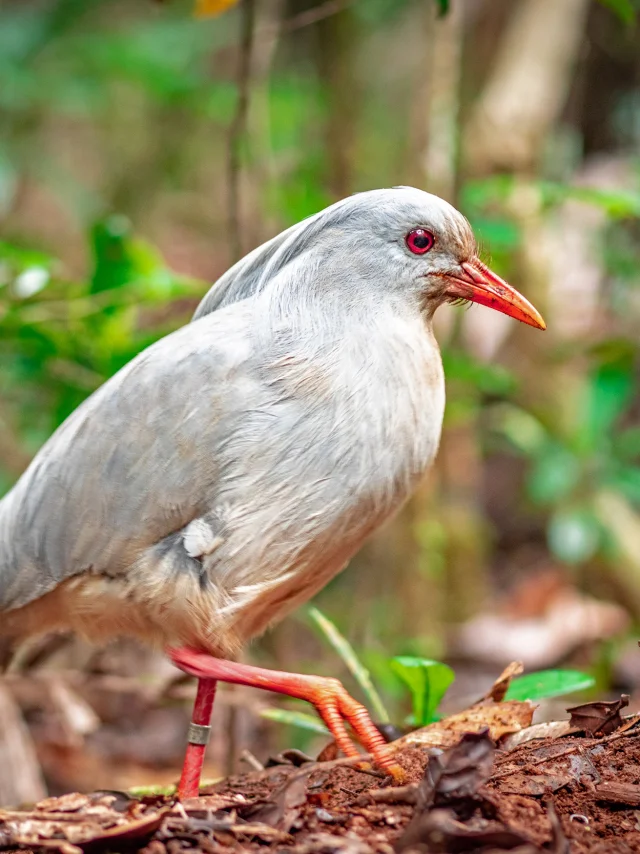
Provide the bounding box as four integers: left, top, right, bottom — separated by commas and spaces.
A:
445, 260, 546, 331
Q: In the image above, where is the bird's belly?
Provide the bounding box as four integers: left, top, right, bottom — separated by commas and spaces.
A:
216, 405, 444, 645
229, 544, 358, 644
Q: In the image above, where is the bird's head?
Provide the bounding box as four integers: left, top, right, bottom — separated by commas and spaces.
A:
194, 186, 545, 331
312, 186, 546, 330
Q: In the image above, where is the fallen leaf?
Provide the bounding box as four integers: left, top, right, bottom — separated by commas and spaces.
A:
567, 694, 629, 735
427, 730, 495, 802
395, 700, 535, 750
502, 720, 575, 751
180, 793, 247, 812
245, 768, 309, 831
83, 810, 168, 844
499, 773, 572, 796
375, 722, 405, 742
456, 586, 629, 669
482, 661, 524, 703
266, 748, 315, 767
395, 808, 535, 853
36, 793, 91, 813
0, 792, 169, 853
316, 741, 339, 763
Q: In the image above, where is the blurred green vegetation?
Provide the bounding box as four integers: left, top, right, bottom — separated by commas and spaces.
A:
1, 0, 639, 692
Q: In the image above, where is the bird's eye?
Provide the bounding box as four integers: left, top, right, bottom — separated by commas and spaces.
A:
405, 228, 435, 255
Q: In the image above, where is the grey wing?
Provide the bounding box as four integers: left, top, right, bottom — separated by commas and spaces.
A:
192, 209, 333, 319
193, 221, 305, 319
0, 306, 253, 612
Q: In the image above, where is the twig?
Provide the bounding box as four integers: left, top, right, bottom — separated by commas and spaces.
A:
227, 0, 256, 263
355, 783, 419, 806
281, 0, 354, 32
240, 748, 265, 772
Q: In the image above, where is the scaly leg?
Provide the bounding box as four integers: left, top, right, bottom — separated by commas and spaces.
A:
169, 647, 402, 797
177, 677, 217, 799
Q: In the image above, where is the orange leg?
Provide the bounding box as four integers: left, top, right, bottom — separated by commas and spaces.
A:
169, 647, 402, 798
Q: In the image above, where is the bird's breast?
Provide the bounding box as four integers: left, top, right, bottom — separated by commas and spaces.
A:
209, 318, 445, 643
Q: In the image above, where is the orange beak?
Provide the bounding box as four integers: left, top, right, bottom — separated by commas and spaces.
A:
443, 259, 546, 330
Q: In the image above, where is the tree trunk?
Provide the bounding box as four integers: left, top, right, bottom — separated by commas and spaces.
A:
464, 0, 591, 176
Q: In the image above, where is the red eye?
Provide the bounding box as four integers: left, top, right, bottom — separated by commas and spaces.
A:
406, 228, 434, 255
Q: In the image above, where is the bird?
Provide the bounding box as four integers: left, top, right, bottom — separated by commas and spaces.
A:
0, 187, 545, 798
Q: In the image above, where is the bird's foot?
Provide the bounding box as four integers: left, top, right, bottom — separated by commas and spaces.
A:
168, 647, 404, 782
300, 673, 405, 781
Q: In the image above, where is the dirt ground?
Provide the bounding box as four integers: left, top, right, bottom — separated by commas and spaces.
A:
3, 719, 640, 854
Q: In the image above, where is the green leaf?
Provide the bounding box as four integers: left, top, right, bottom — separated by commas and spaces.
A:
90, 216, 136, 294
615, 427, 640, 463
596, 0, 637, 25
527, 444, 581, 505
441, 351, 516, 398
463, 176, 640, 219
308, 607, 390, 723
389, 657, 454, 727
505, 670, 595, 702
581, 363, 634, 451
128, 783, 177, 796
606, 466, 640, 505
435, 0, 450, 16
471, 216, 521, 252
491, 404, 547, 455
260, 707, 329, 735
548, 507, 600, 565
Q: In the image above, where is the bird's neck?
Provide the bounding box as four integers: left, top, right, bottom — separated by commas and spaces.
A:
257, 261, 426, 346
253, 278, 444, 461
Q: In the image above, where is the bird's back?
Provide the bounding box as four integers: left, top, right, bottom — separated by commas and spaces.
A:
0, 304, 254, 613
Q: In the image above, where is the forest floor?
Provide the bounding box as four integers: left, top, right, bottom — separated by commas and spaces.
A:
3, 695, 640, 854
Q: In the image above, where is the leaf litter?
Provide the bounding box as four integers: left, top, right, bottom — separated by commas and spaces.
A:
2, 665, 640, 854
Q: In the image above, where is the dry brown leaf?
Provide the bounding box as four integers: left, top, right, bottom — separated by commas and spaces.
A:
502, 720, 574, 751
482, 661, 524, 703
36, 793, 91, 813
194, 0, 239, 17
0, 793, 169, 853
499, 773, 572, 796
567, 694, 629, 736
396, 808, 535, 853
244, 768, 310, 831
392, 700, 535, 751
427, 731, 495, 802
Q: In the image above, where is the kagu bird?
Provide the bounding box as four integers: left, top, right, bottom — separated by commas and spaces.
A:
0, 188, 545, 796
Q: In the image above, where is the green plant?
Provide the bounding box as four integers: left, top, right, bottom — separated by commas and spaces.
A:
260, 609, 596, 737
491, 347, 640, 569
505, 670, 596, 703
308, 606, 390, 723
0, 223, 203, 491
389, 657, 454, 727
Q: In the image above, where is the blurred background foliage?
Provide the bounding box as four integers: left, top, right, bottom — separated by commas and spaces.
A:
1, 0, 640, 794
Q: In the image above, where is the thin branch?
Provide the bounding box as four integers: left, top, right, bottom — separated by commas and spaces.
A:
227, 0, 256, 263
281, 0, 355, 32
